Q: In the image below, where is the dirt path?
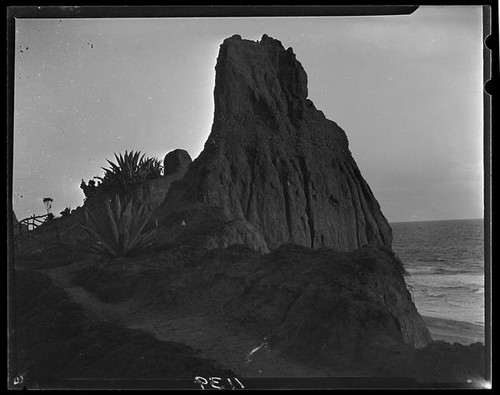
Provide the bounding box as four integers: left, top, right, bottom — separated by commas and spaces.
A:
40, 261, 137, 325
41, 262, 342, 378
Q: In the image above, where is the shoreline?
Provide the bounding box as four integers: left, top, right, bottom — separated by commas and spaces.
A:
423, 315, 484, 345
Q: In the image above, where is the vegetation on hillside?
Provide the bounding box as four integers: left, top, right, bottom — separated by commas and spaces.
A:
80, 150, 163, 199
81, 194, 155, 259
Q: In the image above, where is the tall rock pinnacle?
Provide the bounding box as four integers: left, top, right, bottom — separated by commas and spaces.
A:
163, 34, 393, 252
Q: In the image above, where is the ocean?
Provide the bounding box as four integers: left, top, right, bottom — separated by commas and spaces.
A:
391, 218, 485, 326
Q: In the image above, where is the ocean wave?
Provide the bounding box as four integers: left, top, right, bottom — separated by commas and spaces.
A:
406, 266, 436, 275
421, 286, 484, 297
392, 219, 485, 328
413, 274, 484, 289
408, 267, 481, 276
444, 285, 479, 291
432, 267, 479, 275
425, 292, 447, 298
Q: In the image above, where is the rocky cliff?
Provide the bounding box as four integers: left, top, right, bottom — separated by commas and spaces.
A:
161, 34, 392, 252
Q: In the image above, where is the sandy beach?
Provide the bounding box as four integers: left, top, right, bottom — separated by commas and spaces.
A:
423, 316, 485, 345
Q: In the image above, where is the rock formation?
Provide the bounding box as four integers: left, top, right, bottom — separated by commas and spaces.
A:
145, 34, 434, 355
140, 149, 192, 209
163, 149, 192, 176
161, 34, 392, 252
198, 244, 433, 357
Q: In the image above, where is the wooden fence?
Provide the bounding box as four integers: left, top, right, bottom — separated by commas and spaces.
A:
15, 214, 62, 251
18, 214, 52, 232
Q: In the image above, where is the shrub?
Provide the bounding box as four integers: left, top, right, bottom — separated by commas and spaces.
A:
81, 194, 155, 258
80, 150, 163, 198
139, 157, 163, 180
60, 207, 71, 217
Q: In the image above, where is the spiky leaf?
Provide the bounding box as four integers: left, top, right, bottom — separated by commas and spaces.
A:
104, 197, 120, 247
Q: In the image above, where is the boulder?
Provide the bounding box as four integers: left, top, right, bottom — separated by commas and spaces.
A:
163, 149, 192, 176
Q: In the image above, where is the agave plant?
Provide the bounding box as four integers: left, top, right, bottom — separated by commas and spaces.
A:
94, 150, 163, 194
140, 157, 163, 180
81, 194, 155, 258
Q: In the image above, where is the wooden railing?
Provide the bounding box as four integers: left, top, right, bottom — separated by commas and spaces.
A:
14, 214, 66, 254
18, 214, 52, 232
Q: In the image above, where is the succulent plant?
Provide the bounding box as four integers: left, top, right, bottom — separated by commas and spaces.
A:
81, 194, 155, 258
81, 150, 163, 198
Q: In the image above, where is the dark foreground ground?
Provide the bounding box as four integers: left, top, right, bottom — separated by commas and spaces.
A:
9, 244, 489, 390
9, 269, 235, 390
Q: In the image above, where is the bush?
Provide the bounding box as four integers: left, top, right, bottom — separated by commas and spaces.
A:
60, 207, 71, 217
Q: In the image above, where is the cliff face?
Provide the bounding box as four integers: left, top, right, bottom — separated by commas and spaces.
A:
195, 244, 433, 355
146, 36, 435, 352
164, 34, 392, 252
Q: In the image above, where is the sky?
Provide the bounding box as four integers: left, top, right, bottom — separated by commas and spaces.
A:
12, 6, 485, 223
